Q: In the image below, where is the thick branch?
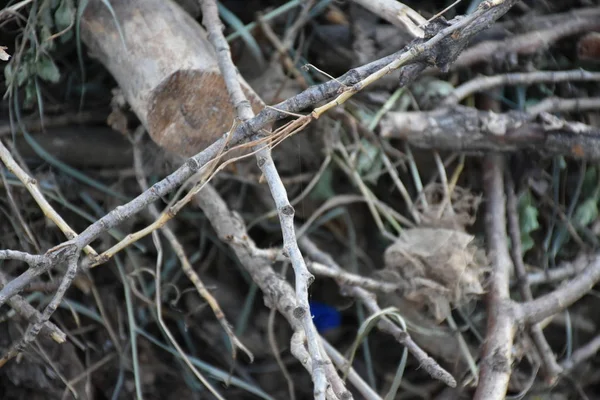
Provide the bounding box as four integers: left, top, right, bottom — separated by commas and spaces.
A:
380, 105, 600, 159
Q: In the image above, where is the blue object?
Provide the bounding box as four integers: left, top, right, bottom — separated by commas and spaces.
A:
310, 301, 342, 333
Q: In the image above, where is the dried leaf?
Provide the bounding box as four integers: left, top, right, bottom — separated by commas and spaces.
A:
0, 46, 10, 61
380, 227, 486, 322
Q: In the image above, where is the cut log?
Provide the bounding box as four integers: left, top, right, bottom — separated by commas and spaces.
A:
80, 0, 264, 157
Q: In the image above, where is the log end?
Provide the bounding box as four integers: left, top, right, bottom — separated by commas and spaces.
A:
147, 70, 263, 157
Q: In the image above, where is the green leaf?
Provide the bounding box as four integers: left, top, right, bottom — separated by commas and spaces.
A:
24, 81, 37, 108
573, 197, 598, 227
36, 56, 60, 83
4, 63, 13, 85
39, 25, 56, 52
558, 156, 567, 170
16, 63, 30, 87
55, 0, 75, 31
310, 166, 336, 201
356, 139, 383, 184
518, 190, 540, 254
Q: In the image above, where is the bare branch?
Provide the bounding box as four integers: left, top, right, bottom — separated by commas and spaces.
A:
454, 14, 600, 69
515, 254, 600, 325
349, 0, 426, 38
200, 0, 344, 396
443, 69, 600, 106
381, 105, 600, 159
506, 174, 562, 381
474, 154, 515, 399
298, 236, 457, 388
0, 271, 66, 344
561, 334, 600, 372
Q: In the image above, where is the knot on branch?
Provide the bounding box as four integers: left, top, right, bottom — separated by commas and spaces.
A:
293, 306, 306, 319
280, 205, 295, 216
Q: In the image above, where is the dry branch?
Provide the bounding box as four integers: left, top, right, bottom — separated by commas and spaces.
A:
200, 0, 342, 396
80, 0, 263, 157
0, 0, 523, 374
380, 105, 600, 159
349, 0, 426, 38
474, 154, 514, 399
453, 11, 600, 69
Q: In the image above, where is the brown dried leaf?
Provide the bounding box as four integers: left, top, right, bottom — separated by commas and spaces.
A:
380, 227, 486, 322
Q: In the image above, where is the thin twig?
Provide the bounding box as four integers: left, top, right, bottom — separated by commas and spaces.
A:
131, 130, 253, 366
515, 254, 600, 325
0, 140, 96, 256
0, 247, 79, 366
0, 271, 66, 343
505, 173, 562, 382
200, 0, 345, 396
443, 69, 600, 105
298, 235, 457, 388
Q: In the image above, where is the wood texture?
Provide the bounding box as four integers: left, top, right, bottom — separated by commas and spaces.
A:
81, 0, 264, 157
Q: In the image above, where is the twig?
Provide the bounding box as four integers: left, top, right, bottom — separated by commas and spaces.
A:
474, 154, 515, 400
131, 130, 253, 366
200, 0, 343, 397
526, 97, 600, 116
0, 140, 97, 256
191, 185, 337, 399
0, 271, 66, 344
443, 69, 600, 106
321, 338, 383, 400
0, 246, 79, 367
525, 255, 590, 286
298, 236, 457, 388
515, 254, 600, 325
307, 261, 400, 293
505, 174, 562, 382
560, 334, 600, 372
454, 14, 600, 69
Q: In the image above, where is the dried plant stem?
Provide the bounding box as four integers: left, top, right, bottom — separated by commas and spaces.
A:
505, 174, 562, 382
131, 132, 253, 365
0, 271, 66, 343
474, 154, 515, 399
298, 236, 457, 388
200, 0, 343, 397
443, 69, 600, 105
0, 140, 96, 256
0, 0, 521, 366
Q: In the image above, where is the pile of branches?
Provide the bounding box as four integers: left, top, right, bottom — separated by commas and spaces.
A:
1, 0, 600, 399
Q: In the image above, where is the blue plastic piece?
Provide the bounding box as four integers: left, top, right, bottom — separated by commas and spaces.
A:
310, 301, 342, 333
